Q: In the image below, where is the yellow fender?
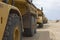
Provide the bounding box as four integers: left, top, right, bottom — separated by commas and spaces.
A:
0, 2, 22, 40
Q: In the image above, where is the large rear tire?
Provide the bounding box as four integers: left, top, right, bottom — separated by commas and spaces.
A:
34, 28, 36, 34
38, 23, 43, 28
2, 13, 22, 40
23, 28, 34, 37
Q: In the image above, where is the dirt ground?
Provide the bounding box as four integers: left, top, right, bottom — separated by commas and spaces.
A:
22, 21, 60, 40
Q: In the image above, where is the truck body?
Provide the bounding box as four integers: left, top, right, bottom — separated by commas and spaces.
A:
43, 15, 48, 24
36, 9, 43, 28
0, 0, 37, 40
13, 0, 37, 36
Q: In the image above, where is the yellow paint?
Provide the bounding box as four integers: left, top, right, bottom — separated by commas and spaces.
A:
27, 3, 37, 15
14, 0, 26, 2
0, 0, 41, 40
0, 2, 21, 40
13, 26, 20, 40
0, 0, 2, 1
37, 9, 43, 23
37, 16, 43, 23
14, 2, 27, 15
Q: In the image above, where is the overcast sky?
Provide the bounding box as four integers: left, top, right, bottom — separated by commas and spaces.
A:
33, 0, 60, 20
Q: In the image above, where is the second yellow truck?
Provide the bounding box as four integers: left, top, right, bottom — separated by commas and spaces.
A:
36, 8, 43, 28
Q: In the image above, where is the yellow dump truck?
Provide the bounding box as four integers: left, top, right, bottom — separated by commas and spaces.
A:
43, 15, 48, 24
36, 9, 43, 28
0, 0, 37, 40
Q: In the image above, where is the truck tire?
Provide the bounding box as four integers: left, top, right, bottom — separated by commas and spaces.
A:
39, 23, 43, 28
38, 23, 43, 28
2, 13, 22, 40
23, 28, 34, 37
34, 28, 36, 34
